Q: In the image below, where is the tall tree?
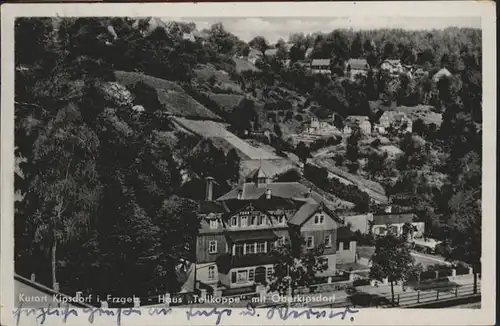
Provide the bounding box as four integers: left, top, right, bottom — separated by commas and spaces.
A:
369, 233, 415, 305
249, 36, 269, 56
268, 234, 328, 298
295, 141, 311, 165
350, 33, 363, 58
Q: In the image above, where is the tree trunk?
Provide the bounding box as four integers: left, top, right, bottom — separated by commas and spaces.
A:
51, 239, 57, 289
473, 267, 477, 294
390, 280, 395, 306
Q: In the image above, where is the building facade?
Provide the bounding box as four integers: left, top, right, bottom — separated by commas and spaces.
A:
345, 58, 370, 79
380, 59, 404, 76
194, 170, 352, 289
376, 111, 413, 135
343, 116, 372, 136
310, 59, 331, 74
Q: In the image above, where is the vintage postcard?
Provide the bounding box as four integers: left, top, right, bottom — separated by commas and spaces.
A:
1, 2, 496, 326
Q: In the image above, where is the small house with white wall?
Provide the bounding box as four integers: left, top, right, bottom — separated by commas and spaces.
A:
371, 207, 424, 239
343, 116, 372, 136
310, 59, 331, 74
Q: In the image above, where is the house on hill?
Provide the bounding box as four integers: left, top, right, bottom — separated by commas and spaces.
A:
376, 111, 413, 135
264, 48, 279, 57
380, 59, 404, 76
343, 116, 371, 136
283, 43, 294, 53
192, 170, 354, 289
344, 207, 424, 240
306, 114, 339, 136
305, 47, 314, 59
345, 58, 370, 79
193, 30, 209, 45
247, 48, 263, 64
310, 59, 331, 74
414, 68, 428, 78
182, 32, 196, 42
371, 208, 424, 239
432, 67, 452, 82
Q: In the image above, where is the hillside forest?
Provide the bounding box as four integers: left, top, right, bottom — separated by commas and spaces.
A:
14, 17, 481, 299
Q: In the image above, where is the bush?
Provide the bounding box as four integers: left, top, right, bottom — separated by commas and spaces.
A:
327, 136, 342, 146
353, 278, 371, 287
275, 169, 302, 182
455, 266, 469, 275
304, 164, 329, 190
420, 270, 436, 280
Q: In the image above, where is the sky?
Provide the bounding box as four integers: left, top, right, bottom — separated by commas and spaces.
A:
163, 17, 481, 44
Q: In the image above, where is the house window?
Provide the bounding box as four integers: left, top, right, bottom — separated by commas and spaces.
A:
277, 236, 286, 247
258, 215, 266, 226
241, 216, 248, 227
208, 240, 218, 254
337, 242, 341, 251
306, 236, 314, 249
249, 269, 255, 282
266, 267, 274, 279
235, 243, 244, 256
277, 215, 286, 225
256, 242, 266, 253
237, 270, 248, 283
209, 219, 219, 229
225, 243, 229, 253
250, 216, 257, 225
314, 214, 325, 225
230, 217, 238, 227
231, 272, 236, 283
245, 243, 255, 254
208, 266, 216, 280
343, 242, 350, 250
324, 235, 332, 248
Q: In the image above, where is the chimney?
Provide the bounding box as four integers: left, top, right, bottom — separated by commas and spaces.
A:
385, 205, 392, 213
237, 190, 243, 200
265, 189, 272, 199
205, 177, 214, 201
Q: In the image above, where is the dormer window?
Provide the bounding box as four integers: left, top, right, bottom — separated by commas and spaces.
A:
230, 216, 238, 227
209, 219, 219, 229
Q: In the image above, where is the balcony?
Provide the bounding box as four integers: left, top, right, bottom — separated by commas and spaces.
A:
216, 252, 278, 274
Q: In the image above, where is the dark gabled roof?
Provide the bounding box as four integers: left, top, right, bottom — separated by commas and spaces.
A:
216, 182, 310, 201
199, 201, 227, 214
372, 212, 416, 225
226, 229, 279, 242
246, 167, 268, 180
288, 200, 318, 226
289, 200, 343, 226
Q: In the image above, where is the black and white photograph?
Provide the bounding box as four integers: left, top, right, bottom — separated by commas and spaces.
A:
1, 2, 496, 326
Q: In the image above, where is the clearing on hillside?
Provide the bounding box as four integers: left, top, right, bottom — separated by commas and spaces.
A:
313, 157, 388, 204
232, 57, 260, 73
171, 117, 279, 160
114, 71, 221, 120
208, 93, 244, 113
